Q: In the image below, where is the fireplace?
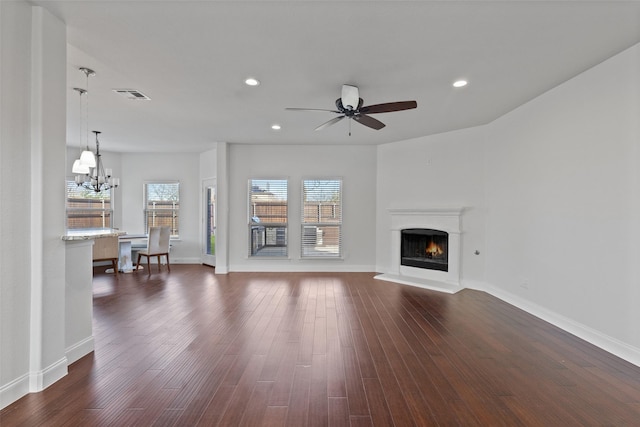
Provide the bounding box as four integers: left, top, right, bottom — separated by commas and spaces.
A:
401, 229, 448, 272
375, 207, 464, 294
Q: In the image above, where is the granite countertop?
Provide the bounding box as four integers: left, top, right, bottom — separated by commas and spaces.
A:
61, 228, 126, 241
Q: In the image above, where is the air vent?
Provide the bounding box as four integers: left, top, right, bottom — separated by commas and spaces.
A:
112, 89, 151, 100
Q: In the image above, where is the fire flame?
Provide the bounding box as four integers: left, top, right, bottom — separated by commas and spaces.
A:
425, 241, 443, 257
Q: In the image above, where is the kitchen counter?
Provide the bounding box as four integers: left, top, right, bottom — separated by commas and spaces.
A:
61, 228, 125, 241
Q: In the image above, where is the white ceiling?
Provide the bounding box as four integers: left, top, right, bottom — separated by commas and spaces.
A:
32, 0, 640, 153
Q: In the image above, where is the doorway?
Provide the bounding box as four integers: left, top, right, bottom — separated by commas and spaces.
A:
202, 179, 216, 267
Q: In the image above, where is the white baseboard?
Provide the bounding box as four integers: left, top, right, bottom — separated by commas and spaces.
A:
374, 273, 462, 294
66, 336, 95, 365
479, 281, 640, 368
1, 356, 69, 410
460, 278, 486, 290
29, 357, 68, 392
228, 264, 376, 273
168, 257, 202, 264
0, 373, 29, 410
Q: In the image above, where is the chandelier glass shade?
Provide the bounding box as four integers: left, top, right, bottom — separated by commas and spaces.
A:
71, 158, 90, 174
79, 149, 96, 168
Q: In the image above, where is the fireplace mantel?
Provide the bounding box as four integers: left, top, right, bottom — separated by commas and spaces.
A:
375, 207, 465, 294
388, 207, 465, 216
388, 207, 464, 232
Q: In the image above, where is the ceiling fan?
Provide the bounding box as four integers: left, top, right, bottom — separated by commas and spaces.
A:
286, 84, 417, 135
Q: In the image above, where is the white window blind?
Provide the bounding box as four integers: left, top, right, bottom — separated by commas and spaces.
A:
248, 179, 288, 257
301, 179, 342, 258
66, 181, 112, 229
144, 182, 179, 237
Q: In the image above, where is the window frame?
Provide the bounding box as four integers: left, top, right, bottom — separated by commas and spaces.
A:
300, 177, 343, 259
248, 178, 289, 258
66, 179, 113, 230
144, 181, 180, 238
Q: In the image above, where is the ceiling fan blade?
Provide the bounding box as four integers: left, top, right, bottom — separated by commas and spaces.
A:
354, 114, 385, 130
341, 85, 359, 110
286, 107, 341, 113
315, 116, 345, 131
359, 100, 417, 114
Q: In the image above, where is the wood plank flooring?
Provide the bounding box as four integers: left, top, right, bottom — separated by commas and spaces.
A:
2, 265, 640, 426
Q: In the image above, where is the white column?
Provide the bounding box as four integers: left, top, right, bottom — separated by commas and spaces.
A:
215, 142, 229, 274
29, 5, 68, 392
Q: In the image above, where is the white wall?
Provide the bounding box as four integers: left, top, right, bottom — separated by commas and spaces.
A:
120, 152, 201, 263
227, 144, 377, 272
1, 2, 68, 408
376, 127, 487, 285
199, 148, 217, 182
483, 42, 640, 358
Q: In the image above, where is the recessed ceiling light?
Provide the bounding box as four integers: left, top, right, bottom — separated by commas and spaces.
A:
271, 124, 281, 130
245, 77, 260, 86
453, 80, 468, 88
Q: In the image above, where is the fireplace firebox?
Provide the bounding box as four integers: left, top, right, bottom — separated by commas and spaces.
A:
401, 228, 448, 272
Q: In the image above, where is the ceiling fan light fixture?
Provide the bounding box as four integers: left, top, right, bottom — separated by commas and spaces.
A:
271, 124, 281, 130
287, 84, 416, 134
245, 77, 260, 86
453, 80, 468, 88
341, 84, 359, 110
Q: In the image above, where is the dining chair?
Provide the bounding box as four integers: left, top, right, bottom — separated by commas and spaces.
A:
136, 226, 171, 275
92, 235, 119, 276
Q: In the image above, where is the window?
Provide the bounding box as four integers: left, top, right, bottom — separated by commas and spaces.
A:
301, 179, 342, 258
144, 181, 179, 237
248, 179, 288, 257
66, 181, 112, 229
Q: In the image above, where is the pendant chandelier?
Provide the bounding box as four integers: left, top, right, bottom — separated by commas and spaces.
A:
71, 67, 120, 193
74, 130, 119, 192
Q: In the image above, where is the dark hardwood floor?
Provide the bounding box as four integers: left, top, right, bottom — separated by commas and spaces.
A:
3, 265, 640, 426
